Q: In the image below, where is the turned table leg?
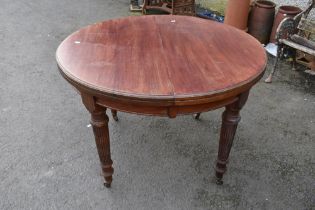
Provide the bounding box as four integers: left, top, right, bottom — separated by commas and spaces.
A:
91, 110, 114, 187
215, 91, 249, 185
81, 94, 114, 187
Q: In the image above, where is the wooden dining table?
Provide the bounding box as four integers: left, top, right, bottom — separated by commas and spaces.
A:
56, 15, 267, 187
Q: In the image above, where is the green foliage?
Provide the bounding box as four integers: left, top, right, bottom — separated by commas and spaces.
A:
196, 0, 228, 15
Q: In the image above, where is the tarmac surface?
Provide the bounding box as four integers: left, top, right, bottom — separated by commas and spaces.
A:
0, 0, 314, 209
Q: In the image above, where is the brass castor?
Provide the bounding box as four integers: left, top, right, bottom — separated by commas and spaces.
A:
104, 182, 111, 188
194, 113, 201, 120
216, 178, 223, 185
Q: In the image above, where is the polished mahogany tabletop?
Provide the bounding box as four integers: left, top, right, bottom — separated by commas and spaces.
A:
57, 15, 266, 104
56, 15, 267, 187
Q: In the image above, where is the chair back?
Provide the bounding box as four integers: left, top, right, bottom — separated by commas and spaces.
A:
172, 0, 195, 16
146, 0, 164, 6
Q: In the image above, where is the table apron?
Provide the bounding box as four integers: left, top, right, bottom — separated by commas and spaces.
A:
96, 95, 238, 118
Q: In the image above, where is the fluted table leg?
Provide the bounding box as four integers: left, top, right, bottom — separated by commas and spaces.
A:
81, 94, 114, 187
91, 110, 114, 187
215, 91, 249, 185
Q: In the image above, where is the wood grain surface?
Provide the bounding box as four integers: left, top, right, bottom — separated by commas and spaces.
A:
56, 15, 268, 186
56, 15, 266, 104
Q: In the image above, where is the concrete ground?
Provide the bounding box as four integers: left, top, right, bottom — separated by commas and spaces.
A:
0, 0, 314, 209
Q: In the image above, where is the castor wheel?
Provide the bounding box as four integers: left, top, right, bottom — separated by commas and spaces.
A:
194, 113, 201, 120
113, 115, 118, 122
111, 110, 118, 121
216, 178, 223, 185
104, 182, 111, 188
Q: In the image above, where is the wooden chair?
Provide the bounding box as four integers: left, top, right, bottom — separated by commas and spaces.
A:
142, 0, 196, 16
265, 0, 315, 83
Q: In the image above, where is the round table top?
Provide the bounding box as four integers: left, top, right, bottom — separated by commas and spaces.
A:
57, 15, 266, 102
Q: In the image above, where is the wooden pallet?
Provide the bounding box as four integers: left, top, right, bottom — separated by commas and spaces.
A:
296, 50, 315, 68
296, 50, 315, 75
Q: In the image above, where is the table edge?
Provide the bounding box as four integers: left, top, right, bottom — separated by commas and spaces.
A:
57, 60, 266, 106
56, 15, 267, 106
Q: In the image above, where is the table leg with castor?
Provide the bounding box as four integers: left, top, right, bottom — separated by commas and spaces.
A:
82, 94, 114, 187
215, 91, 249, 185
